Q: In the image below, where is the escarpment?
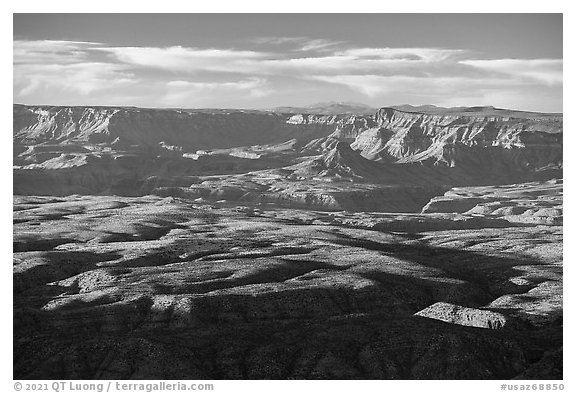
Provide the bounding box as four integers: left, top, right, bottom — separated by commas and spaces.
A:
13, 104, 562, 211
14, 105, 352, 151
354, 107, 562, 167
13, 103, 563, 380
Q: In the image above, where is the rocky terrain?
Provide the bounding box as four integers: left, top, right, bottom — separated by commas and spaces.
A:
13, 104, 562, 379
13, 104, 562, 205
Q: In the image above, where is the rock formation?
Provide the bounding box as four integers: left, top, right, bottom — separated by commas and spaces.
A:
13, 104, 562, 211
414, 302, 509, 329
13, 191, 562, 379
13, 103, 563, 379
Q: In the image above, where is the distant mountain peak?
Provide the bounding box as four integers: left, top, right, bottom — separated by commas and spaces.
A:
386, 104, 561, 118
390, 104, 443, 112
305, 101, 373, 108
269, 102, 377, 115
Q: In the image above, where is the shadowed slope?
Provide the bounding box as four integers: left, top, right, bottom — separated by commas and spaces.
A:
13, 194, 562, 379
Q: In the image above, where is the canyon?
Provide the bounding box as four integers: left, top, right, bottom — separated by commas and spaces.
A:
13, 103, 562, 379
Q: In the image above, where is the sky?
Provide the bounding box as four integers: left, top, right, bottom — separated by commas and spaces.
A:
13, 14, 563, 112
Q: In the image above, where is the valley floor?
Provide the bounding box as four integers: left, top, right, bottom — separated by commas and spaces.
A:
13, 181, 562, 379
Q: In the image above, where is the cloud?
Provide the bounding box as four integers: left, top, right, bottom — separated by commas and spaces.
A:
166, 77, 267, 91
14, 62, 136, 96
101, 45, 470, 78
13, 39, 562, 111
100, 46, 267, 74
14, 40, 137, 98
299, 39, 346, 52
460, 59, 563, 85
13, 40, 103, 65
163, 77, 271, 105
306, 74, 467, 96
249, 36, 306, 45
306, 73, 561, 112
334, 47, 466, 62
15, 41, 472, 83
249, 36, 345, 52
253, 50, 468, 77
307, 74, 523, 98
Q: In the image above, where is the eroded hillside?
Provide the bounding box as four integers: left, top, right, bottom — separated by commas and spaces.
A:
13, 105, 562, 213
14, 180, 562, 379
13, 104, 563, 379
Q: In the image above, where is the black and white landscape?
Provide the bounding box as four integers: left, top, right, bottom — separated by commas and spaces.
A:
13, 14, 562, 380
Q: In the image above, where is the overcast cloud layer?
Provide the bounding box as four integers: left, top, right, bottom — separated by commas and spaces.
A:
13, 36, 562, 112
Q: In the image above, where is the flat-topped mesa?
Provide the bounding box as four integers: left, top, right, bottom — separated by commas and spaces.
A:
15, 104, 561, 159
375, 106, 562, 140
286, 113, 376, 141
349, 107, 563, 167
14, 105, 281, 150
13, 106, 119, 145
13, 104, 563, 196
14, 105, 364, 153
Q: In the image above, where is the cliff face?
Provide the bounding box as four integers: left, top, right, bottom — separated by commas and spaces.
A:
295, 108, 562, 182
13, 106, 118, 146
14, 104, 562, 161
13, 104, 563, 205
14, 105, 364, 152
353, 108, 563, 166
13, 103, 564, 379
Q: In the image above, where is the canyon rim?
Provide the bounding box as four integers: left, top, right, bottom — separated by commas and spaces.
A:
12, 13, 563, 382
